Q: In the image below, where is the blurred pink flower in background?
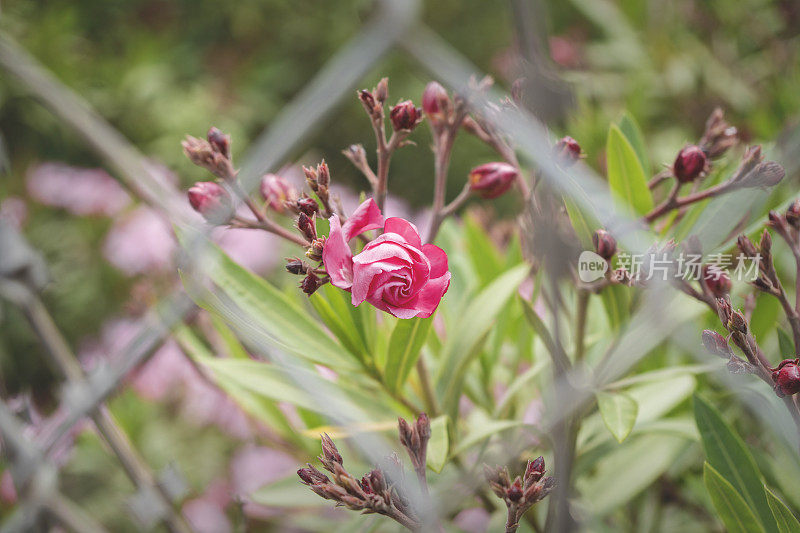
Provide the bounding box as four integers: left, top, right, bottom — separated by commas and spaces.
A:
103, 206, 176, 275
26, 163, 131, 216
183, 479, 233, 533
454, 507, 491, 533
212, 226, 281, 275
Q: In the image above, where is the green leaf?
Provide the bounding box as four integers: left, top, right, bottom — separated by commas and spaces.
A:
694, 395, 777, 532
383, 316, 434, 394
178, 233, 358, 371
618, 111, 649, 175
765, 487, 800, 533
435, 265, 530, 418
452, 419, 529, 456
600, 282, 630, 330
607, 124, 653, 216
778, 329, 795, 358
464, 214, 505, 285
596, 391, 639, 443
252, 475, 328, 508
209, 313, 249, 359
309, 284, 368, 362
704, 463, 766, 533
426, 415, 449, 473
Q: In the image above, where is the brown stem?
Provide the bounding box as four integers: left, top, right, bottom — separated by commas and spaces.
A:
505, 502, 520, 533
416, 358, 439, 416
644, 181, 733, 223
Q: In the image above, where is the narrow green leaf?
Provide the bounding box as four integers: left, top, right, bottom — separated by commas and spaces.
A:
607, 124, 653, 216
695, 395, 777, 532
765, 487, 800, 533
600, 283, 630, 330
435, 265, 530, 417
426, 415, 449, 473
252, 475, 328, 508
464, 214, 505, 285
618, 111, 649, 174
309, 285, 368, 362
452, 419, 528, 456
209, 313, 249, 359
384, 316, 433, 394
596, 391, 639, 443
704, 463, 766, 533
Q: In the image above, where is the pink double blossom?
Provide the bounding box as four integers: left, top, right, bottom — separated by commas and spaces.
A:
323, 199, 450, 319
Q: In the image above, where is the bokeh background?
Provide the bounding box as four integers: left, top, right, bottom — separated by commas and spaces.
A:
1, 0, 799, 530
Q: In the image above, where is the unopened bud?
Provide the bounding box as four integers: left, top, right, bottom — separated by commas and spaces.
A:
187, 181, 232, 224
303, 166, 319, 193
737, 235, 757, 257
296, 196, 320, 216
374, 78, 388, 105
729, 309, 748, 334
390, 100, 421, 131
672, 145, 708, 183
422, 81, 450, 124
507, 478, 523, 502
260, 174, 297, 213
297, 212, 317, 242
306, 238, 324, 262
468, 162, 519, 199
207, 127, 231, 158
285, 258, 308, 275
786, 200, 800, 230
699, 108, 738, 159
593, 229, 617, 261
415, 413, 431, 442
553, 136, 582, 167
772, 359, 800, 397
182, 135, 234, 179
342, 144, 367, 167
524, 456, 545, 484
702, 265, 732, 298
298, 465, 329, 485
511, 78, 525, 104
759, 229, 772, 264
716, 297, 732, 325
358, 90, 376, 112
319, 434, 342, 466
702, 329, 732, 358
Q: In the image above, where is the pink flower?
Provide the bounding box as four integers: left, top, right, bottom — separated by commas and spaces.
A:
323, 199, 450, 319
26, 162, 131, 216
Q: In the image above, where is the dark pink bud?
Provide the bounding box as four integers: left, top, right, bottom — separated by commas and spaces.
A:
260, 174, 297, 213
296, 196, 320, 216
525, 456, 545, 483
672, 145, 708, 183
320, 433, 342, 465
297, 465, 328, 485
207, 127, 230, 158
422, 81, 450, 123
468, 162, 519, 199
507, 478, 523, 502
592, 229, 617, 261
300, 272, 323, 295
187, 181, 232, 224
702, 265, 732, 298
553, 136, 581, 167
358, 89, 376, 111
772, 359, 800, 397
702, 329, 732, 358
297, 212, 316, 242
390, 100, 421, 131
285, 258, 308, 275
737, 235, 758, 257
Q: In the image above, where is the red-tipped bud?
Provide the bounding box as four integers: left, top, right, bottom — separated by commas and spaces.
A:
468, 162, 519, 199
524, 456, 545, 484
260, 174, 297, 213
592, 229, 617, 261
297, 465, 329, 485
319, 433, 342, 466
296, 196, 320, 216
507, 478, 523, 502
300, 272, 323, 295
553, 136, 581, 167
422, 81, 450, 123
786, 200, 800, 230
737, 235, 758, 257
702, 265, 732, 298
672, 145, 708, 183
187, 181, 232, 224
702, 329, 732, 358
207, 127, 231, 158
297, 212, 317, 242
390, 100, 421, 131
772, 359, 800, 397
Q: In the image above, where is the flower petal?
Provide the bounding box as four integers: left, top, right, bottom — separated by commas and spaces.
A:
422, 243, 448, 279
411, 272, 451, 318
322, 214, 353, 290
342, 198, 384, 242
384, 217, 422, 248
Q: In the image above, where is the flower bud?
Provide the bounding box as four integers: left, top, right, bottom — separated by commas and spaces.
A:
207, 127, 231, 158
772, 359, 800, 397
297, 465, 329, 485
785, 200, 800, 230
285, 258, 308, 275
297, 212, 317, 242
672, 145, 708, 183
699, 108, 737, 159
507, 478, 523, 502
306, 238, 324, 262
729, 309, 748, 334
260, 174, 297, 213
553, 136, 581, 167
468, 162, 519, 199
390, 100, 421, 131
303, 165, 319, 193
702, 265, 732, 298
422, 81, 450, 123
592, 229, 617, 261
702, 329, 732, 358
182, 135, 235, 179
358, 89, 376, 112
187, 181, 232, 224
716, 297, 732, 326
511, 78, 525, 104
737, 234, 758, 257
374, 78, 388, 105
316, 161, 330, 189
319, 433, 342, 466
524, 456, 545, 485
296, 196, 319, 216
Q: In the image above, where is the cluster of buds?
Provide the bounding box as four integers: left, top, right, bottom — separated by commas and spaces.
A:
468, 162, 519, 199
397, 414, 430, 485
303, 161, 331, 214
728, 146, 785, 190
358, 78, 389, 119
553, 136, 582, 168
771, 358, 800, 397
484, 457, 555, 531
738, 230, 779, 295
285, 211, 327, 295
182, 127, 236, 181
701, 328, 753, 374
297, 426, 421, 531
710, 297, 759, 374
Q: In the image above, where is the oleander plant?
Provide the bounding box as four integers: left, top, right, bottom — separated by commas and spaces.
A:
176, 76, 800, 532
